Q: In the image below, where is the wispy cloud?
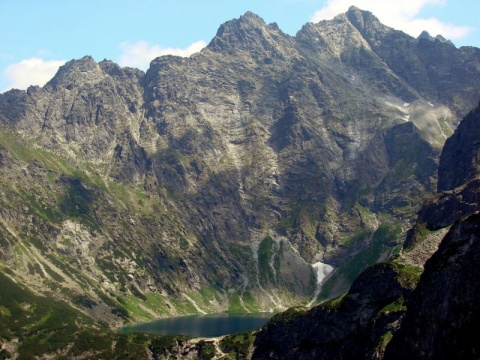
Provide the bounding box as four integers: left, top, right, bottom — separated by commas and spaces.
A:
119, 40, 207, 70
311, 0, 473, 40
2, 58, 65, 92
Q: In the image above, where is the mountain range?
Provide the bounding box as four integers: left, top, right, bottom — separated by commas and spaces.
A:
0, 6, 479, 359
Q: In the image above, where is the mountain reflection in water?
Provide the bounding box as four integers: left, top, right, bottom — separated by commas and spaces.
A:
120, 312, 273, 337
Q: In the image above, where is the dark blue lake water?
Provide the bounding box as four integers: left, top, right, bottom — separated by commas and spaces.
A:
120, 312, 273, 337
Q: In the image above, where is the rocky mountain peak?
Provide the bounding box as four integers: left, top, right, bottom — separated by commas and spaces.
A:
207, 11, 288, 53
238, 11, 265, 25
345, 5, 391, 38
98, 59, 145, 81
46, 55, 105, 90
296, 8, 373, 60
346, 5, 376, 24
435, 34, 454, 46
417, 30, 454, 46
418, 30, 435, 42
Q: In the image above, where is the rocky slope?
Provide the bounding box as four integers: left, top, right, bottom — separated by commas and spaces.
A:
253, 262, 420, 359
383, 100, 480, 359
0, 6, 480, 338
252, 100, 480, 359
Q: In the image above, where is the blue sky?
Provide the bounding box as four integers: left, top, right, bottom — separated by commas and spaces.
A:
1, 0, 478, 92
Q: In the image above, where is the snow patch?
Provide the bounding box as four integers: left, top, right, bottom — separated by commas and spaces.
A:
312, 262, 334, 284
404, 114, 410, 122
403, 103, 410, 107
428, 102, 434, 107
307, 262, 334, 307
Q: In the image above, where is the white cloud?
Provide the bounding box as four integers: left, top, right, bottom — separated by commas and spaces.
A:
119, 40, 207, 70
311, 0, 473, 40
2, 58, 65, 92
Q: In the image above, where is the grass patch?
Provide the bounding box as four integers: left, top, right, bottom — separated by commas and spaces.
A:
320, 293, 347, 310
318, 223, 401, 302
0, 270, 116, 358
120, 295, 155, 320
197, 340, 216, 359
119, 292, 179, 320
42, 263, 65, 283
168, 297, 198, 314
183, 285, 224, 313
17, 189, 64, 225
0, 305, 11, 316
391, 262, 423, 288
378, 296, 406, 315
375, 331, 394, 352
258, 236, 276, 286
227, 291, 260, 313
149, 335, 189, 358
404, 223, 433, 251
220, 331, 256, 359
340, 229, 371, 246
228, 293, 246, 312
268, 306, 307, 324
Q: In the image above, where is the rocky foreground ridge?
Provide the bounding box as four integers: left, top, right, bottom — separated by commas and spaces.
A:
0, 7, 480, 357
252, 100, 480, 359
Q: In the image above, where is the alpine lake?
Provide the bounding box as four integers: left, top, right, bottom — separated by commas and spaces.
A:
120, 312, 273, 337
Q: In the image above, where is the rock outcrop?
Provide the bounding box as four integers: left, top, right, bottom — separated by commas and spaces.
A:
253, 262, 419, 359
252, 100, 480, 359
438, 100, 480, 192
383, 99, 480, 359
385, 214, 480, 359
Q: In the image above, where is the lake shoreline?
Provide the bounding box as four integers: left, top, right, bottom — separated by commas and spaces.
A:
120, 312, 274, 338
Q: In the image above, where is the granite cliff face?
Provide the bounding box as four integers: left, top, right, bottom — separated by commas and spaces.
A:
438, 100, 480, 191
0, 6, 480, 331
253, 262, 419, 359
253, 101, 480, 359
383, 100, 480, 359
